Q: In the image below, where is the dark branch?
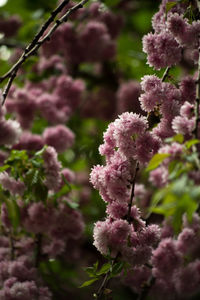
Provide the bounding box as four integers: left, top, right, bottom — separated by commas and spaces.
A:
0, 0, 89, 105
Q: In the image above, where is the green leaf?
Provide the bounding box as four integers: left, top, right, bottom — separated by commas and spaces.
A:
96, 262, 111, 276
53, 184, 71, 200
166, 2, 177, 13
146, 153, 171, 172
185, 139, 200, 149
79, 278, 98, 288
0, 165, 10, 172
111, 262, 124, 277
65, 200, 79, 210
93, 261, 99, 272
4, 198, 20, 230
84, 267, 96, 278
35, 145, 47, 156
165, 134, 184, 144
173, 134, 184, 143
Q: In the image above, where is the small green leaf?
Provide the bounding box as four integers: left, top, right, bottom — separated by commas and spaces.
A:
185, 139, 200, 149
96, 262, 111, 276
4, 198, 20, 230
173, 134, 184, 143
65, 201, 79, 210
0, 165, 10, 172
93, 261, 99, 272
84, 267, 96, 278
53, 184, 71, 201
166, 2, 177, 13
35, 145, 47, 156
79, 278, 98, 288
146, 153, 170, 172
165, 134, 184, 144
111, 262, 124, 276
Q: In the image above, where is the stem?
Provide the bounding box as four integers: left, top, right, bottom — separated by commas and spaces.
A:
9, 232, 15, 260
95, 258, 117, 300
0, 0, 90, 105
137, 277, 156, 300
127, 162, 139, 223
161, 66, 170, 82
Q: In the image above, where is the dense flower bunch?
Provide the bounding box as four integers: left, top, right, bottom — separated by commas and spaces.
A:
90, 0, 200, 299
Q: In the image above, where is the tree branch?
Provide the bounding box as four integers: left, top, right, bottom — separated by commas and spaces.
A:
0, 0, 90, 105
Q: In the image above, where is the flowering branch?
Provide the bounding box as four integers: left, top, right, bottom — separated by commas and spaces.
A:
193, 36, 200, 139
95, 163, 139, 299
0, 0, 89, 105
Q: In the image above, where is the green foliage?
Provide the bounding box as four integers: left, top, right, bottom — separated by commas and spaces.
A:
165, 134, 184, 144
80, 260, 126, 288
165, 2, 177, 14
146, 153, 171, 172
150, 174, 199, 233
185, 139, 200, 149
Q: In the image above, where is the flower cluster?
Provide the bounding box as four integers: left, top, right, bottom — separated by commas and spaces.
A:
143, 0, 200, 69
90, 1, 200, 299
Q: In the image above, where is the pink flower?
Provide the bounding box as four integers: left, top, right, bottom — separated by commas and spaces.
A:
152, 238, 182, 278
43, 146, 61, 191
43, 125, 75, 153
0, 172, 25, 196
143, 32, 182, 69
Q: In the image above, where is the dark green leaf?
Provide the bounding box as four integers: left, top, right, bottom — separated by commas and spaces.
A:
111, 262, 124, 276
4, 198, 20, 230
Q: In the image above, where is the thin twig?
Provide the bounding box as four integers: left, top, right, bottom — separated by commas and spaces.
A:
25, 0, 70, 54
9, 232, 15, 260
35, 233, 42, 268
137, 277, 156, 300
0, 0, 89, 105
95, 257, 118, 300
161, 66, 170, 82
127, 162, 139, 223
